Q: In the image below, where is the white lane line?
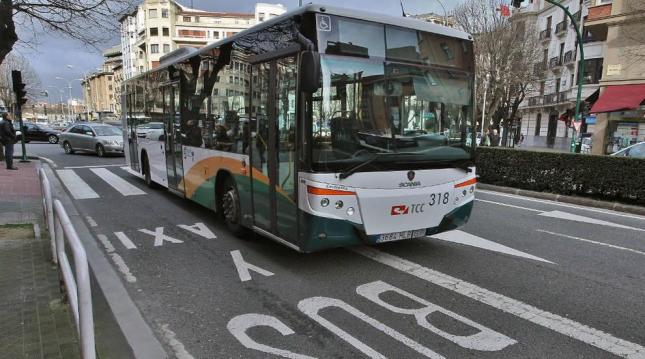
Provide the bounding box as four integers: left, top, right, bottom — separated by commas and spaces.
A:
537, 229, 645, 257
478, 189, 645, 221
160, 324, 195, 359
97, 234, 136, 283
539, 210, 644, 232
64, 164, 124, 169
114, 231, 137, 250
475, 199, 543, 213
120, 166, 144, 179
56, 169, 100, 199
90, 167, 146, 196
352, 246, 645, 359
430, 230, 553, 263
85, 216, 98, 227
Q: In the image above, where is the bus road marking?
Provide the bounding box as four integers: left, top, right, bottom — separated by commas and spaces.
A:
177, 222, 217, 239
114, 231, 137, 250
231, 250, 274, 282
56, 169, 99, 199
90, 167, 146, 196
138, 227, 183, 246
538, 210, 645, 232
352, 246, 645, 358
97, 234, 136, 283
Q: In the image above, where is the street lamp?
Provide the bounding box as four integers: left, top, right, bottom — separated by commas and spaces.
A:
47, 86, 65, 121
434, 0, 448, 26
55, 76, 74, 120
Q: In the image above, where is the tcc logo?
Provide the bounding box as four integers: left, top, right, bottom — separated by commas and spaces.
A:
390, 205, 409, 215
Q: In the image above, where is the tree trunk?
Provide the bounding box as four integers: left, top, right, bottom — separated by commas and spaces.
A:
0, 0, 17, 66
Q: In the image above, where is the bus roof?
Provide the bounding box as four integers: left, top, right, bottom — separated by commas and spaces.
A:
128, 4, 472, 81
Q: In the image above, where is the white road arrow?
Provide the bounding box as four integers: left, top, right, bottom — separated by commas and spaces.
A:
431, 230, 553, 263
538, 210, 644, 232
231, 250, 274, 282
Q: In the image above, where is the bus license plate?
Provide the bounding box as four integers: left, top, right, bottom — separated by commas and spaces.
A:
377, 229, 426, 243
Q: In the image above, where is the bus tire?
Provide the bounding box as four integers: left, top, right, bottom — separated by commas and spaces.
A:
142, 154, 157, 189
221, 176, 248, 237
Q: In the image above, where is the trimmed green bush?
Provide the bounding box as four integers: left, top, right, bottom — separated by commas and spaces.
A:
475, 147, 645, 205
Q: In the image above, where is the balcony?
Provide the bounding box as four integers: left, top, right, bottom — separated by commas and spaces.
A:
563, 50, 576, 67
533, 62, 547, 77
557, 91, 568, 103
587, 4, 612, 23
549, 56, 563, 71
539, 29, 551, 42
528, 96, 543, 107
543, 93, 557, 105
571, 11, 581, 28
555, 20, 567, 36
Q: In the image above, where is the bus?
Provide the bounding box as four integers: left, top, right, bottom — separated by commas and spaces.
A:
123, 4, 477, 253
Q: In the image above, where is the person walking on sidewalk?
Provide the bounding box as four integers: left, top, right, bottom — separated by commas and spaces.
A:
0, 112, 18, 170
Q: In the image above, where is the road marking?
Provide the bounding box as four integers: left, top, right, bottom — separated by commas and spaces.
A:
478, 189, 645, 221
177, 222, 217, 239
138, 227, 183, 246
430, 230, 553, 263
352, 246, 645, 359
475, 199, 543, 213
537, 229, 645, 257
85, 216, 98, 227
227, 314, 316, 359
539, 210, 644, 232
64, 164, 124, 169
114, 232, 137, 250
56, 169, 100, 199
97, 234, 136, 283
160, 324, 195, 359
230, 250, 274, 282
298, 296, 445, 359
90, 167, 146, 196
121, 166, 144, 179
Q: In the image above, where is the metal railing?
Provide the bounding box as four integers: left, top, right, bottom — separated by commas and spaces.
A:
40, 168, 96, 359
564, 50, 576, 65
549, 56, 563, 70
555, 20, 568, 35
539, 28, 551, 41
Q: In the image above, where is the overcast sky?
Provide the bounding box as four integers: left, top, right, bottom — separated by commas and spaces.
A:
14, 0, 461, 100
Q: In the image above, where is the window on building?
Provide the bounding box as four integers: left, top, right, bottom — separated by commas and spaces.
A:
150, 27, 158, 36
579, 58, 603, 84
195, 16, 200, 23
162, 8, 169, 18
163, 44, 170, 53
139, 51, 143, 59
108, 76, 112, 81
258, 12, 265, 21
108, 85, 113, 91
163, 27, 169, 36
183, 16, 191, 22
535, 113, 542, 136
213, 32, 220, 39
539, 81, 545, 95
150, 44, 159, 53
149, 9, 157, 18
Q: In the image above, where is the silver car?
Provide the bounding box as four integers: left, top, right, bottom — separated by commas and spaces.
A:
60, 123, 124, 157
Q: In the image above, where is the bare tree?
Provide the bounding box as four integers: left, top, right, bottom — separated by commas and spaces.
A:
0, 51, 41, 108
453, 0, 541, 135
0, 0, 134, 65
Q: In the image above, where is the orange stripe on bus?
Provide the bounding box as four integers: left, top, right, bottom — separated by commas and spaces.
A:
307, 186, 356, 196
454, 177, 477, 188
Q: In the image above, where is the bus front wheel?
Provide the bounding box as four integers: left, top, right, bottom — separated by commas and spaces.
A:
221, 176, 248, 237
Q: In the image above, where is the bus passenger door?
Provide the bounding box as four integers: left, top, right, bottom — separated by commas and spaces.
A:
163, 82, 185, 195
250, 57, 298, 245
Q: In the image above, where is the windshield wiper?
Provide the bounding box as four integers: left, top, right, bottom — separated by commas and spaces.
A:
338, 152, 399, 180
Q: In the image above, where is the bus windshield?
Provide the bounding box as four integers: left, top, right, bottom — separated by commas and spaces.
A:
311, 15, 475, 172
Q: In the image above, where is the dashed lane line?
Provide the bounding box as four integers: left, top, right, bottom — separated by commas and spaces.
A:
537, 229, 645, 257
353, 246, 645, 358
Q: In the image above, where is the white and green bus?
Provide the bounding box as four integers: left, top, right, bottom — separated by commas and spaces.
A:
123, 4, 477, 252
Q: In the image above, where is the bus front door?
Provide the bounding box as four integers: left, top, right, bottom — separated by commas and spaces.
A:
250, 57, 298, 246
163, 82, 185, 195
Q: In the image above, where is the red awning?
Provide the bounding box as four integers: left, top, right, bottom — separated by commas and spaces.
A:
590, 84, 645, 113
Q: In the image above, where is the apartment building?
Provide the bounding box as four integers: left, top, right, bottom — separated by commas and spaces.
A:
585, 0, 645, 154
119, 0, 286, 80
81, 46, 123, 120
516, 0, 593, 151
411, 12, 456, 27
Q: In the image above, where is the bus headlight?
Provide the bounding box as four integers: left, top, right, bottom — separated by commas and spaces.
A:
335, 200, 344, 209
320, 198, 330, 207
346, 207, 355, 216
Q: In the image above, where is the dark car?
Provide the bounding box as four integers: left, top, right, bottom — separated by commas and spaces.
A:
13, 122, 61, 144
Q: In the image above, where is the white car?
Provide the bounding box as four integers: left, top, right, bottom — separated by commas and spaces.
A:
611, 141, 645, 158
136, 122, 164, 138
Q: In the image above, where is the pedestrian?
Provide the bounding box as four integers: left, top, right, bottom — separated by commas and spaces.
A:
0, 112, 18, 170
491, 129, 500, 147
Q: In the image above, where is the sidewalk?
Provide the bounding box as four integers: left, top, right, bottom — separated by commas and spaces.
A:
0, 161, 79, 359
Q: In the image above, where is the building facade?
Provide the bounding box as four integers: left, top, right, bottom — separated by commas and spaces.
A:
119, 0, 286, 80
586, 0, 645, 154
516, 0, 594, 151
82, 46, 123, 120
411, 12, 456, 27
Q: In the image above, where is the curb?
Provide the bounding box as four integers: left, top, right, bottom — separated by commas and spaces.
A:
477, 183, 645, 216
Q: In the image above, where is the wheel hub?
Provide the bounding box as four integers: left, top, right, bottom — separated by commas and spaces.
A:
222, 188, 238, 224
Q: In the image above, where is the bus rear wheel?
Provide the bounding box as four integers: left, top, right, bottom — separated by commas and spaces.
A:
221, 176, 248, 237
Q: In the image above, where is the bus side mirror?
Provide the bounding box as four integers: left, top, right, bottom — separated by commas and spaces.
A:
300, 50, 320, 93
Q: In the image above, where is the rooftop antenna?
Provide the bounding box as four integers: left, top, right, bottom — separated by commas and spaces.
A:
400, 0, 407, 17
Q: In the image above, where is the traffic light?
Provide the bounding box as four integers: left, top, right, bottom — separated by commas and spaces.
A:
511, 0, 524, 8
11, 70, 28, 107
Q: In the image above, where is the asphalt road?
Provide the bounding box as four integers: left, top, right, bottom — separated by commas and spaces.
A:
26, 142, 645, 358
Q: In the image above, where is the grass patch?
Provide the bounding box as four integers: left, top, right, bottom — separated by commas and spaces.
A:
0, 223, 34, 240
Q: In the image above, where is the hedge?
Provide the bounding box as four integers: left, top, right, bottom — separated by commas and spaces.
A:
475, 147, 645, 206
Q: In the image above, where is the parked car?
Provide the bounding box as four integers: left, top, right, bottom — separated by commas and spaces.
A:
59, 123, 124, 157
136, 122, 164, 138
610, 141, 645, 159
12, 122, 60, 143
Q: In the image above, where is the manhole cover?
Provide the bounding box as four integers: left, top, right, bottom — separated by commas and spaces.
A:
0, 224, 34, 241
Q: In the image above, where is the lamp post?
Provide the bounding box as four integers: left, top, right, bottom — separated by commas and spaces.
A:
434, 0, 448, 26
47, 86, 65, 121
481, 72, 491, 142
